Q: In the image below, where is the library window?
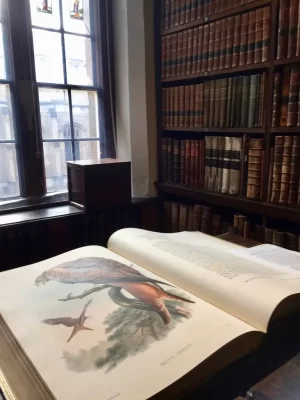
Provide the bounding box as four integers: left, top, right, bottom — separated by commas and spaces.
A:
0, 0, 114, 201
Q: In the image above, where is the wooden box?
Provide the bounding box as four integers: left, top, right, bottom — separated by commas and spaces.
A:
67, 159, 132, 212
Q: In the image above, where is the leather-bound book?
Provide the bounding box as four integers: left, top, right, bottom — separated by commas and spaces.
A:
241, 75, 250, 127
286, 232, 298, 251
239, 12, 249, 66
171, 202, 180, 232
219, 18, 227, 70
277, 0, 290, 59
288, 135, 300, 204
271, 136, 284, 203
271, 72, 281, 127
254, 7, 263, 64
180, 0, 186, 25
199, 83, 204, 127
248, 74, 259, 128
161, 36, 167, 78
185, 0, 192, 22
265, 228, 274, 244
233, 214, 239, 233
225, 16, 234, 68
167, 138, 173, 182
208, 22, 216, 72
174, 0, 180, 26
219, 78, 228, 128
214, 79, 221, 127
173, 86, 179, 127
164, 0, 170, 30
184, 85, 190, 127
208, 0, 215, 16
171, 33, 178, 76
229, 136, 242, 195
192, 28, 198, 74
279, 135, 293, 204
287, 64, 300, 127
215, 0, 221, 14
182, 30, 188, 75
287, 0, 298, 58
280, 66, 292, 126
203, 81, 210, 127
166, 34, 172, 78
172, 139, 181, 184
180, 140, 186, 185
186, 29, 194, 75
226, 77, 233, 127
298, 177, 300, 204
273, 230, 285, 248
202, 24, 210, 72
197, 25, 204, 73
194, 140, 200, 187
176, 32, 183, 76
162, 88, 166, 128
179, 203, 189, 231
267, 146, 274, 201
232, 14, 241, 67
169, 86, 174, 127
257, 73, 265, 127
193, 204, 203, 231
244, 222, 252, 239
213, 20, 222, 71
212, 214, 221, 236
222, 136, 232, 194
203, 0, 209, 17
246, 138, 263, 199
237, 215, 246, 237
209, 80, 216, 127
235, 76, 243, 127
211, 136, 219, 191
230, 76, 238, 127
161, 138, 168, 182
170, 0, 176, 27
246, 11, 256, 65
296, 2, 300, 56
201, 206, 212, 234
190, 140, 196, 187
185, 139, 191, 186
187, 206, 194, 231
297, 77, 300, 126
166, 88, 170, 127
205, 136, 213, 190
194, 84, 201, 127
197, 0, 204, 19
190, 0, 197, 21
216, 136, 225, 192
189, 84, 195, 127
179, 85, 185, 127
262, 6, 270, 62
254, 225, 265, 243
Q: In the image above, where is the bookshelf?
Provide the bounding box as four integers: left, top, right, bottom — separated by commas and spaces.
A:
155, 0, 300, 233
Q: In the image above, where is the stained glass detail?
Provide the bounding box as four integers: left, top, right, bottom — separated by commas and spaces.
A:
37, 0, 52, 14
70, 0, 83, 20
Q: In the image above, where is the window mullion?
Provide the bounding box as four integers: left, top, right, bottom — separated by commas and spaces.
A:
67, 89, 76, 160
8, 0, 45, 197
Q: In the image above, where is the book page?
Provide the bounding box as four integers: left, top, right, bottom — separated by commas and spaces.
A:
108, 229, 300, 332
0, 246, 256, 400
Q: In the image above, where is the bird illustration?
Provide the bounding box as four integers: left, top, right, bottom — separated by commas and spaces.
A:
36, 257, 194, 325
43, 299, 93, 343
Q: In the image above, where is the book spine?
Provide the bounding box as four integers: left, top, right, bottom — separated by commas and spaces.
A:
271, 136, 284, 203
262, 6, 270, 62
174, 0, 181, 26
208, 0, 215, 16
280, 66, 292, 127
165, 88, 170, 127
180, 140, 186, 185
179, 204, 188, 231
288, 135, 300, 204
241, 75, 250, 127
176, 32, 183, 76
166, 34, 172, 78
277, 0, 290, 59
164, 0, 170, 30
265, 228, 274, 244
187, 206, 194, 231
211, 136, 218, 191
257, 73, 265, 127
286, 232, 298, 251
192, 28, 198, 74
162, 138, 168, 182
186, 29, 193, 75
213, 20, 221, 71
225, 16, 234, 68
185, 0, 192, 23
205, 136, 213, 190
248, 74, 258, 128
180, 0, 186, 24
287, 64, 300, 127
287, 0, 298, 58
203, 0, 209, 17
296, 2, 300, 56
254, 7, 263, 64
272, 72, 281, 127
267, 146, 274, 201
194, 84, 201, 127
226, 77, 233, 127
191, 0, 198, 21
184, 85, 190, 127
208, 22, 216, 72
230, 77, 237, 127
190, 140, 195, 187
229, 137, 242, 195
211, 214, 221, 236
201, 206, 212, 234
194, 140, 200, 187
185, 140, 191, 185
197, 25, 204, 73
203, 81, 210, 127
173, 86, 179, 127
170, 0, 176, 28
217, 136, 225, 192
181, 30, 188, 76
199, 139, 205, 187
246, 139, 263, 199
179, 85, 185, 127
209, 80, 215, 127
232, 14, 241, 67
161, 36, 166, 78
163, 201, 172, 232
273, 230, 285, 247
239, 12, 249, 66
202, 24, 209, 72
167, 138, 173, 182
254, 225, 265, 243
169, 86, 174, 127
171, 202, 180, 232
199, 83, 204, 127
246, 10, 256, 65
197, 0, 204, 19
214, 79, 221, 127
222, 136, 232, 193
190, 84, 195, 127
193, 205, 203, 231
235, 76, 243, 127
279, 135, 293, 204
219, 78, 228, 127
173, 139, 180, 183
219, 18, 227, 70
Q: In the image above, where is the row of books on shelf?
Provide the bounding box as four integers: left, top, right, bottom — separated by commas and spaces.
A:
164, 200, 300, 251
161, 7, 270, 78
277, 0, 300, 60
162, 74, 265, 129
272, 64, 300, 127
162, 0, 257, 31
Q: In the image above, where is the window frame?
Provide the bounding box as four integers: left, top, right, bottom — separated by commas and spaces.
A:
3, 0, 115, 202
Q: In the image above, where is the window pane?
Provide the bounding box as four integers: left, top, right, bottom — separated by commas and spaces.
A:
30, 0, 60, 30
33, 30, 64, 84
43, 141, 72, 192
0, 25, 7, 79
0, 143, 19, 199
62, 0, 91, 35
65, 35, 93, 86
39, 88, 71, 139
75, 140, 100, 160
72, 91, 99, 138
0, 85, 15, 140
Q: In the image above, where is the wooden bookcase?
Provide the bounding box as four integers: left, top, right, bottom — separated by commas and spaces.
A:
154, 0, 300, 224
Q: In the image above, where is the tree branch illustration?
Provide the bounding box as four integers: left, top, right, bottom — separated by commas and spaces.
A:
58, 285, 110, 302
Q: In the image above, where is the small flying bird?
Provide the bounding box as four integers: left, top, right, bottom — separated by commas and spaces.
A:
43, 299, 93, 343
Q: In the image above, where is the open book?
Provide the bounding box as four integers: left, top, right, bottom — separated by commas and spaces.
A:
1, 228, 300, 400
